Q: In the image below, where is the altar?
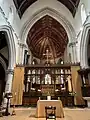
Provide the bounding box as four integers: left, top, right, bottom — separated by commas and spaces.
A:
36, 100, 64, 118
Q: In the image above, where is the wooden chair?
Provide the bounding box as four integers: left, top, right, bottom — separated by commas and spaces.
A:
45, 106, 56, 120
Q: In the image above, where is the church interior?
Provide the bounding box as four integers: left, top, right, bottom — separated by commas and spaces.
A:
0, 0, 90, 119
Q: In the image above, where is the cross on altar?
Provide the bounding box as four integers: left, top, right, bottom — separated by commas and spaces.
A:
43, 49, 52, 64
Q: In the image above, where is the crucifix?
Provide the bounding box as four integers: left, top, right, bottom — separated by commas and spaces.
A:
43, 48, 52, 64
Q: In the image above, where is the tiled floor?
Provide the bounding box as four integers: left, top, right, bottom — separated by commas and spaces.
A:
0, 107, 90, 120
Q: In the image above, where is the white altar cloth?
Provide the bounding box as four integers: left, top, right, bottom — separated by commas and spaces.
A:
36, 100, 64, 118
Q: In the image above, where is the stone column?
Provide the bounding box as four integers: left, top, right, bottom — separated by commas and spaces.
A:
5, 69, 14, 92
69, 41, 78, 63
3, 69, 14, 107
18, 42, 27, 65
28, 50, 32, 64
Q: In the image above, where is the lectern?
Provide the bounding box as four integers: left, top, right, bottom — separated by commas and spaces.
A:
4, 93, 12, 116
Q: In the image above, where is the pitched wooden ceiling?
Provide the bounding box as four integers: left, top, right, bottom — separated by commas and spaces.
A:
13, 0, 80, 18
27, 15, 68, 59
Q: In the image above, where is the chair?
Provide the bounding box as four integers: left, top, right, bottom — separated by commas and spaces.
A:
45, 106, 56, 120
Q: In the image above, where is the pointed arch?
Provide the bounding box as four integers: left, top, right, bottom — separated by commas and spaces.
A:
0, 25, 16, 69
20, 7, 76, 45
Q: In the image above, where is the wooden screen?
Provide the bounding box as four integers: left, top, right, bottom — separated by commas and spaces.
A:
11, 67, 24, 105
23, 64, 74, 106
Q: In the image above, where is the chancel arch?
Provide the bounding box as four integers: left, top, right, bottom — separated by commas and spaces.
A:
20, 8, 76, 63
21, 7, 76, 43
20, 13, 79, 107
27, 15, 68, 64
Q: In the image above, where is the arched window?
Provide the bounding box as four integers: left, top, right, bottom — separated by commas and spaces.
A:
57, 58, 64, 64
81, 4, 87, 25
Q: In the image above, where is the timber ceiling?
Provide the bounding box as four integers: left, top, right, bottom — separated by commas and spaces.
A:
13, 0, 80, 18
27, 15, 68, 59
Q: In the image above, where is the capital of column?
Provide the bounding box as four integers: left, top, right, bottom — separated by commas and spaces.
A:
69, 41, 78, 47
6, 69, 14, 75
18, 42, 27, 48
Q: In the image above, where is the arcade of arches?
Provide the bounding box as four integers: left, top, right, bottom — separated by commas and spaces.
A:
1, 0, 90, 109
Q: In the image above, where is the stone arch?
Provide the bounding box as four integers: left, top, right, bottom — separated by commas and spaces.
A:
20, 7, 76, 45
80, 23, 90, 68
0, 25, 16, 70
81, 4, 87, 25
